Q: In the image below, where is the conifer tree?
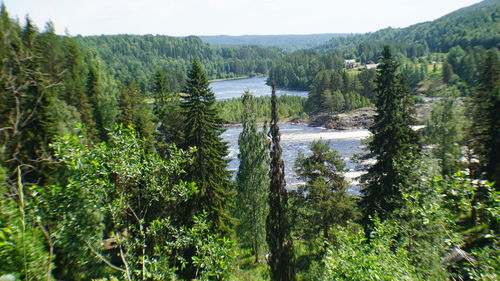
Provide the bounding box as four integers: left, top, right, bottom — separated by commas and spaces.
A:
471, 49, 500, 188
360, 46, 420, 226
84, 50, 119, 142
0, 15, 55, 186
118, 79, 155, 151
152, 69, 183, 155
61, 37, 97, 139
267, 85, 296, 281
235, 91, 269, 263
293, 140, 355, 244
181, 59, 233, 236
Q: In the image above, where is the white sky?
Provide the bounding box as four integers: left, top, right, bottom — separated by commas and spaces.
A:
3, 0, 484, 36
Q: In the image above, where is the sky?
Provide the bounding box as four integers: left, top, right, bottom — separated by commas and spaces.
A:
3, 0, 484, 36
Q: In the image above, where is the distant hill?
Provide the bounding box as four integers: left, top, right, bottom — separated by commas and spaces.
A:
198, 34, 353, 52
76, 34, 283, 91
317, 0, 499, 53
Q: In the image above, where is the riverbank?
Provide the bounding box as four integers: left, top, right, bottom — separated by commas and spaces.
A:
222, 99, 434, 130
209, 75, 266, 83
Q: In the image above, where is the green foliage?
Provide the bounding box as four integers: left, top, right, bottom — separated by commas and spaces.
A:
266, 87, 296, 281
395, 165, 455, 280
0, 195, 51, 281
292, 141, 356, 246
462, 246, 500, 280
199, 34, 347, 52
76, 35, 283, 91
317, 0, 499, 54
268, 50, 343, 90
0, 7, 119, 187
181, 59, 234, 237
321, 221, 421, 281
427, 173, 498, 280
84, 50, 120, 142
360, 46, 420, 226
235, 92, 270, 263
291, 141, 357, 278
471, 49, 500, 187
216, 95, 307, 123
51, 126, 235, 280
118, 79, 156, 151
152, 69, 184, 154
435, 172, 499, 236
422, 90, 468, 177
307, 69, 372, 113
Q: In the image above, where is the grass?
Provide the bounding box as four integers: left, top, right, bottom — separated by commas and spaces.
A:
230, 248, 269, 281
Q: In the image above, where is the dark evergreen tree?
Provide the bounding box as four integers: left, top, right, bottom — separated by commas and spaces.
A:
293, 141, 355, 243
152, 69, 184, 155
0, 15, 54, 187
235, 91, 269, 263
61, 37, 97, 140
471, 49, 500, 188
84, 50, 119, 142
118, 79, 155, 151
266, 85, 296, 281
180, 59, 234, 237
360, 46, 420, 227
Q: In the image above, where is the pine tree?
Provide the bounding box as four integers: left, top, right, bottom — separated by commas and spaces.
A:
152, 69, 184, 155
0, 15, 55, 187
118, 78, 155, 151
360, 46, 420, 227
84, 50, 119, 142
471, 49, 500, 188
61, 37, 97, 139
293, 141, 355, 244
181, 59, 234, 236
235, 91, 269, 263
267, 85, 296, 281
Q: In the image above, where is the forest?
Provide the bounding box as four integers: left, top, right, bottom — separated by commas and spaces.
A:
76, 35, 282, 92
0, 0, 499, 280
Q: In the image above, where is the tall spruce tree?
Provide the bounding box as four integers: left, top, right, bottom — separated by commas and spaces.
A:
61, 37, 97, 140
471, 49, 500, 188
181, 59, 233, 236
235, 91, 270, 263
0, 15, 55, 187
152, 69, 184, 156
266, 85, 296, 281
84, 50, 119, 142
360, 46, 420, 227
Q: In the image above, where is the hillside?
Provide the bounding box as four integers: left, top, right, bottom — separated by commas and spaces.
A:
317, 0, 499, 53
198, 33, 352, 52
76, 34, 283, 91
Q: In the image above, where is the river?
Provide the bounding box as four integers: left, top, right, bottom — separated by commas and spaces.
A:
210, 76, 308, 100
211, 77, 369, 192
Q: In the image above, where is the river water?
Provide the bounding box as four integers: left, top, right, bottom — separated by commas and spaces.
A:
210, 76, 309, 100
211, 77, 369, 192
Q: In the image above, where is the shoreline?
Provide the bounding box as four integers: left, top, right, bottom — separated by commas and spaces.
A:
209, 75, 266, 83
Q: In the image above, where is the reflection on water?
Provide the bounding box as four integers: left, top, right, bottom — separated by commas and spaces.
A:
222, 124, 369, 192
210, 76, 308, 100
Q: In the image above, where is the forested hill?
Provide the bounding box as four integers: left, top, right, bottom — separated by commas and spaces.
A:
198, 33, 352, 52
76, 34, 283, 91
317, 0, 499, 54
